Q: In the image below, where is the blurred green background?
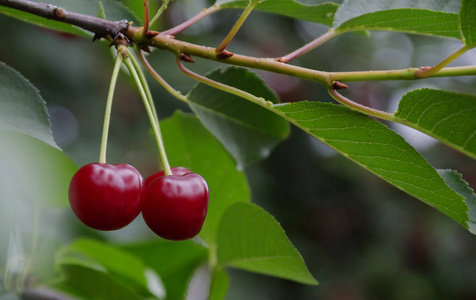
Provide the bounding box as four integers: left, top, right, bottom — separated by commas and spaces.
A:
1, 0, 476, 299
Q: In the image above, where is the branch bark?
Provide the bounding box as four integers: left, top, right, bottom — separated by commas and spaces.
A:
0, 0, 129, 38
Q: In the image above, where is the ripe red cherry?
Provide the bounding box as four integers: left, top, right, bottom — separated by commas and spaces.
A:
142, 167, 209, 241
68, 163, 144, 231
145, 166, 191, 187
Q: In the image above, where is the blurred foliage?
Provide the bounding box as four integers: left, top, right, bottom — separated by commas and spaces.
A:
1, 0, 476, 299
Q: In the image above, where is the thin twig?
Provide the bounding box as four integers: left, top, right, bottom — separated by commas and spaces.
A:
176, 56, 268, 108
161, 5, 221, 36
277, 30, 338, 63
143, 0, 149, 37
415, 44, 472, 78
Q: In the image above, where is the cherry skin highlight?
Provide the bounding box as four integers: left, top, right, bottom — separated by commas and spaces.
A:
145, 166, 191, 187
143, 167, 209, 241
68, 163, 145, 231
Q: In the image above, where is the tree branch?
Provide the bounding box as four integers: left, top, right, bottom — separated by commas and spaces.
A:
1, 0, 475, 87
0, 0, 129, 38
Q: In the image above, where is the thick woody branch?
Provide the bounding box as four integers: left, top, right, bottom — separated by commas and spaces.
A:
0, 0, 128, 38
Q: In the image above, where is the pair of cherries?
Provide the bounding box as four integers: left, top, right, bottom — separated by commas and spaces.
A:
68, 163, 209, 241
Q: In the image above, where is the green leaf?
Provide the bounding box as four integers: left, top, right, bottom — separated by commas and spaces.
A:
438, 170, 476, 234
118, 0, 142, 23
333, 0, 461, 39
187, 67, 289, 169
56, 238, 161, 299
216, 0, 338, 27
57, 239, 148, 289
0, 0, 139, 37
273, 101, 469, 228
97, 1, 106, 19
217, 202, 317, 285
336, 9, 461, 39
394, 88, 476, 160
50, 280, 101, 300
461, 0, 476, 46
122, 240, 208, 300
160, 111, 251, 245
57, 264, 144, 300
209, 267, 230, 300
0, 131, 77, 207
0, 131, 76, 286
0, 61, 57, 149
334, 0, 460, 27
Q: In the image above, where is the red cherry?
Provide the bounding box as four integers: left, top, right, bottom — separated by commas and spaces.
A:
145, 167, 192, 187
142, 168, 209, 241
68, 163, 144, 231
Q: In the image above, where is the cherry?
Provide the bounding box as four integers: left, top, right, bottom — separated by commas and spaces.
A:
68, 163, 144, 231
142, 167, 209, 241
145, 166, 191, 187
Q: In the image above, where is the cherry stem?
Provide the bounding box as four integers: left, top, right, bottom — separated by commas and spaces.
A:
124, 52, 172, 176
142, 0, 149, 37
277, 30, 338, 63
138, 50, 188, 102
161, 5, 220, 36
150, 0, 171, 27
328, 88, 396, 122
215, 0, 259, 54
128, 50, 160, 124
99, 50, 124, 164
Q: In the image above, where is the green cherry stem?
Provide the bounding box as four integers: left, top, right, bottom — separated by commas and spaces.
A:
123, 53, 172, 176
128, 50, 182, 176
150, 0, 171, 26
127, 49, 160, 123
98, 50, 124, 164
215, 0, 259, 54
